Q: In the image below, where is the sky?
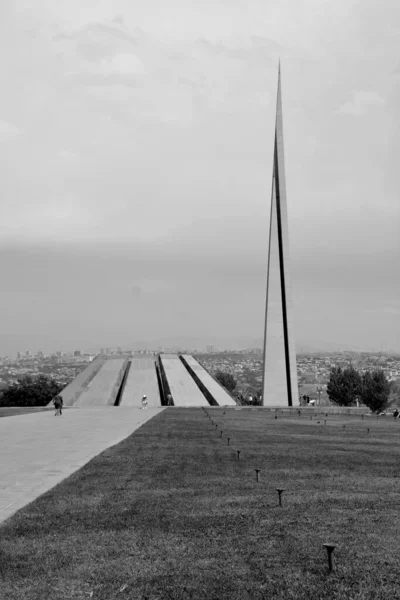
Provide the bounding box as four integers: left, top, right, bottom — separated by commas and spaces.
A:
0, 0, 399, 355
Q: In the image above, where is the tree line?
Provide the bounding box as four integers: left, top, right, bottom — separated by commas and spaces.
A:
327, 366, 393, 413
0, 375, 63, 407
215, 366, 397, 413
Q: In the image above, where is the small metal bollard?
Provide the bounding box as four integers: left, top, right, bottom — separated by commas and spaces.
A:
220, 430, 223, 437
255, 469, 261, 482
276, 488, 285, 507
367, 428, 370, 434
215, 424, 218, 429
322, 543, 336, 572
227, 437, 230, 446
237, 450, 241, 461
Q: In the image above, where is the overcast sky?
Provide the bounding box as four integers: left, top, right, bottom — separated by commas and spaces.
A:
0, 0, 399, 356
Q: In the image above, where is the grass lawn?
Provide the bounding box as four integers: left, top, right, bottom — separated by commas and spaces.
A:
1, 408, 400, 599
0, 407, 53, 418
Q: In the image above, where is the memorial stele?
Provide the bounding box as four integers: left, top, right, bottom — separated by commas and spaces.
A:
262, 66, 299, 407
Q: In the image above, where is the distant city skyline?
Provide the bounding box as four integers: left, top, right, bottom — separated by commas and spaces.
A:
0, 1, 399, 356
4, 338, 400, 359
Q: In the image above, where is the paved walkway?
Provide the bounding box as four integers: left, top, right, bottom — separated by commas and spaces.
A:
0, 406, 164, 526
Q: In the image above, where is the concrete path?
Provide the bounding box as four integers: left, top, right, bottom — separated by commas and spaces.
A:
0, 406, 164, 527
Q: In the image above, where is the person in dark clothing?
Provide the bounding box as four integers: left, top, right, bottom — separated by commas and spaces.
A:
53, 395, 63, 416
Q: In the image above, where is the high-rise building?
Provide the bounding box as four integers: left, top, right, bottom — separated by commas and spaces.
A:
262, 66, 299, 407
74, 350, 82, 357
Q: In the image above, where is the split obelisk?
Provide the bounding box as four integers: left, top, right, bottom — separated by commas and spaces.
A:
262, 66, 299, 407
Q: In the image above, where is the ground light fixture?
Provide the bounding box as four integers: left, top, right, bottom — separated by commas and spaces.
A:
276, 488, 285, 507
322, 543, 337, 572
237, 450, 241, 460
255, 469, 261, 482
227, 438, 230, 445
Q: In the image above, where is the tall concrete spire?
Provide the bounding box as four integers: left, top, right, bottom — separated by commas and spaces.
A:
262, 66, 298, 407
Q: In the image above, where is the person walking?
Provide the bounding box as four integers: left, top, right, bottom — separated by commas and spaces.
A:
167, 394, 173, 406
53, 395, 63, 416
141, 395, 148, 410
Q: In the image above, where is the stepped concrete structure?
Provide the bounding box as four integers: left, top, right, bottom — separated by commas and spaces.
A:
49, 354, 236, 409
181, 355, 236, 406
159, 354, 209, 407
75, 358, 128, 407
54, 355, 106, 406
262, 66, 299, 407
120, 356, 161, 407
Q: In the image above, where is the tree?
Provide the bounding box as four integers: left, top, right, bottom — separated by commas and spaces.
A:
389, 379, 400, 407
215, 370, 237, 393
1, 375, 63, 407
360, 369, 390, 413
327, 366, 362, 406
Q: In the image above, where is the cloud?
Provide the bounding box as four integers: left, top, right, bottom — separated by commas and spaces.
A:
59, 149, 79, 159
53, 19, 277, 110
364, 306, 400, 316
111, 52, 146, 74
0, 120, 21, 141
53, 21, 142, 50
337, 90, 385, 116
